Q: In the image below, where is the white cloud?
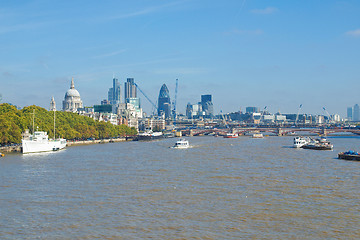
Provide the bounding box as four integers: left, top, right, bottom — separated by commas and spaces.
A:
346, 29, 360, 37
251, 7, 278, 15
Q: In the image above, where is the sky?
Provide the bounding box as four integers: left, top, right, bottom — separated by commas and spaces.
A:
1, 0, 359, 117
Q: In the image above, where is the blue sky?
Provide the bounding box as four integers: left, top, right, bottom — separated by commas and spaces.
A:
1, 0, 359, 117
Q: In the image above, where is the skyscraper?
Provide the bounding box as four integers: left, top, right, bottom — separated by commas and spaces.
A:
201, 94, 213, 118
108, 78, 122, 105
347, 107, 353, 121
125, 78, 137, 100
158, 84, 171, 118
353, 104, 360, 121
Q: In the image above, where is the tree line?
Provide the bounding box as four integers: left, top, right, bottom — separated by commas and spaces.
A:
0, 104, 137, 145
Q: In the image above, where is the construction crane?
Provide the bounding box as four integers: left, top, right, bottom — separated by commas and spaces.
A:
295, 104, 302, 125
133, 83, 158, 114
323, 107, 332, 123
172, 79, 178, 120
220, 110, 229, 128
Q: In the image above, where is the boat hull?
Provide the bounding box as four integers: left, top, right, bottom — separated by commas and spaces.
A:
22, 139, 67, 153
135, 135, 164, 141
301, 145, 333, 150
338, 153, 360, 161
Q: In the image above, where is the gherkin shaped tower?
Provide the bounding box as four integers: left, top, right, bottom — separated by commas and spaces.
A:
158, 84, 171, 118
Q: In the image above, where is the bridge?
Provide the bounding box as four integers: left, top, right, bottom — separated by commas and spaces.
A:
179, 127, 360, 137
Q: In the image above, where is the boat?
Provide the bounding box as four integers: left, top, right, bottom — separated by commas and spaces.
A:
0, 152, 4, 157
301, 137, 333, 150
338, 151, 360, 161
293, 136, 311, 148
21, 110, 66, 154
135, 130, 164, 141
252, 133, 264, 138
172, 138, 190, 149
223, 133, 238, 138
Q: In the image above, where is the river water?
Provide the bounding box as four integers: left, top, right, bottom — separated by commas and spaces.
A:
0, 136, 359, 239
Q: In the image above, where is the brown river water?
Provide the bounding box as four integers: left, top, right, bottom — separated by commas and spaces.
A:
0, 136, 359, 239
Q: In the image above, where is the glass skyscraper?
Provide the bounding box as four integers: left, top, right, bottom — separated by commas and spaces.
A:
158, 84, 171, 119
108, 78, 122, 105
354, 104, 360, 121
201, 94, 213, 118
125, 78, 137, 100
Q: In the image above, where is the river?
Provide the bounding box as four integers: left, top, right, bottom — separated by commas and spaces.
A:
0, 136, 359, 239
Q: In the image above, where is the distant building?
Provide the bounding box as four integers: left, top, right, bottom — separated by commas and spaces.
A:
94, 104, 112, 113
158, 84, 171, 118
354, 104, 360, 121
108, 78, 122, 105
246, 107, 259, 114
347, 107, 353, 121
186, 103, 203, 119
49, 97, 56, 111
101, 99, 110, 105
125, 97, 142, 118
201, 94, 213, 118
125, 78, 137, 100
63, 78, 83, 112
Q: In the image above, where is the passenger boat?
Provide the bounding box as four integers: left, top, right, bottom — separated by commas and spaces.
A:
172, 138, 190, 149
135, 130, 164, 141
252, 133, 264, 138
301, 137, 333, 150
223, 133, 238, 138
22, 110, 66, 154
338, 151, 360, 161
293, 136, 311, 148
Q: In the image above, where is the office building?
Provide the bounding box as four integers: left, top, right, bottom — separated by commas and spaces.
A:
347, 107, 353, 121
108, 78, 122, 105
158, 84, 171, 119
354, 104, 360, 121
246, 107, 259, 114
201, 94, 213, 118
125, 78, 137, 100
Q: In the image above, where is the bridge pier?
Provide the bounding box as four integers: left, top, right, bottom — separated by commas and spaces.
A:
277, 128, 283, 136
321, 127, 327, 136
189, 129, 194, 137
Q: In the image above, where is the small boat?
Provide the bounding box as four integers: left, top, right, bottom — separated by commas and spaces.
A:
252, 133, 264, 138
301, 137, 333, 150
223, 133, 238, 138
294, 136, 311, 148
338, 151, 360, 161
0, 152, 4, 157
172, 138, 190, 149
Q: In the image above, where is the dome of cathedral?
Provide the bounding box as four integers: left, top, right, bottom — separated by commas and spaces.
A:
65, 88, 81, 98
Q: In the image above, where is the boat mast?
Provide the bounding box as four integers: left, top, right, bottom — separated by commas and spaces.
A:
54, 110, 56, 140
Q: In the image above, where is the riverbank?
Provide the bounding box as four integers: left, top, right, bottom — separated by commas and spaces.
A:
0, 137, 135, 153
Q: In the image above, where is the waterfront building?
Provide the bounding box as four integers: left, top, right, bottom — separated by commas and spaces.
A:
116, 103, 139, 129
262, 114, 275, 123
125, 78, 137, 100
108, 78, 122, 105
246, 107, 259, 114
49, 97, 56, 111
158, 84, 171, 119
142, 118, 166, 131
354, 104, 360, 121
347, 107, 353, 121
201, 94, 213, 118
62, 78, 83, 112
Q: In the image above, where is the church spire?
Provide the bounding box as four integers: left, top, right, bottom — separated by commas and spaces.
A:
71, 77, 75, 89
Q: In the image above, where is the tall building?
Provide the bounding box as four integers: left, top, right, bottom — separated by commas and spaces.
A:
246, 107, 259, 114
158, 84, 171, 118
125, 78, 137, 100
201, 94, 213, 118
353, 104, 360, 121
49, 97, 56, 111
63, 78, 83, 112
347, 107, 353, 121
108, 78, 122, 105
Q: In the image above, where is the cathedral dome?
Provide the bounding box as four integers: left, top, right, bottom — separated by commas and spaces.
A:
65, 88, 80, 98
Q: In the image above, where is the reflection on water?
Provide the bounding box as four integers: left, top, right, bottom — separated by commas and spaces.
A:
1, 136, 359, 239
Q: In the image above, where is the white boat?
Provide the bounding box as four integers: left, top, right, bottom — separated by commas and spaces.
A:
136, 130, 164, 141
172, 138, 190, 149
252, 133, 264, 138
22, 110, 66, 154
293, 136, 311, 148
22, 131, 66, 153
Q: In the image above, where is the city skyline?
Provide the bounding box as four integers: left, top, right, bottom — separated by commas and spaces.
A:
1, 1, 359, 116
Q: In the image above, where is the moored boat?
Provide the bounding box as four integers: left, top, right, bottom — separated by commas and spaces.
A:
301, 137, 333, 150
338, 151, 360, 161
294, 136, 311, 148
172, 138, 190, 149
135, 130, 164, 141
252, 133, 264, 138
223, 133, 238, 138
